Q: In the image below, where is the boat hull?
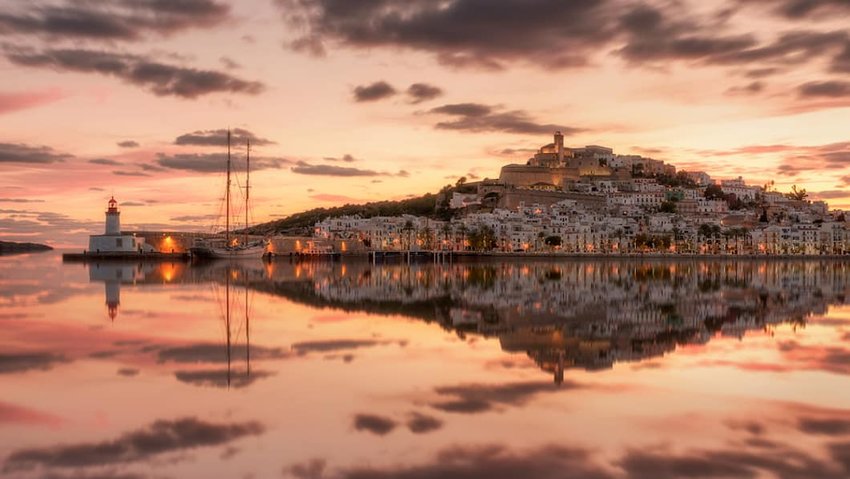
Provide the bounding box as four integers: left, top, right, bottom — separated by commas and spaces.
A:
190, 244, 266, 259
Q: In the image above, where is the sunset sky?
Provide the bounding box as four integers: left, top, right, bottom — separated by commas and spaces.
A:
2, 0, 850, 246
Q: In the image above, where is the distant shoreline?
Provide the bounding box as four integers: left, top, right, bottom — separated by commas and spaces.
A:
0, 241, 53, 256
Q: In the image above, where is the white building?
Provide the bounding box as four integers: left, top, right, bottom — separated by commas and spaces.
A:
88, 197, 154, 253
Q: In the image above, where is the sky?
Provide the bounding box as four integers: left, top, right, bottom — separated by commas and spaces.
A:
1, 0, 850, 246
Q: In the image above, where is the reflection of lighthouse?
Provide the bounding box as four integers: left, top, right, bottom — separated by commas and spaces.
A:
105, 280, 120, 321
88, 263, 142, 321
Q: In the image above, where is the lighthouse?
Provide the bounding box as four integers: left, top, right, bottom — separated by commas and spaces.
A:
105, 196, 120, 235
87, 196, 154, 254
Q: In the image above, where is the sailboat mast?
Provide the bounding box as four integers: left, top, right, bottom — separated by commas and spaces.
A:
245, 139, 250, 247
225, 129, 231, 247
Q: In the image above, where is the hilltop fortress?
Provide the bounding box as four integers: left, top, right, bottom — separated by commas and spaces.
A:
481, 131, 678, 210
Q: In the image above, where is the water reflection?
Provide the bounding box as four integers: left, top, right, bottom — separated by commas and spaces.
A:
2, 254, 850, 478
85, 259, 850, 383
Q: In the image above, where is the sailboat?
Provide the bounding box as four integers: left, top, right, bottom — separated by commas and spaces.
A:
190, 130, 267, 259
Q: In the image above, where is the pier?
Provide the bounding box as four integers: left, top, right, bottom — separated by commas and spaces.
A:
62, 252, 191, 262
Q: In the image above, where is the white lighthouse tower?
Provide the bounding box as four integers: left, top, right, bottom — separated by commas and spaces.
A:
105, 196, 120, 235
87, 196, 153, 254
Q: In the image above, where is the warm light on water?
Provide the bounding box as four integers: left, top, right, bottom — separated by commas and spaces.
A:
1, 252, 850, 478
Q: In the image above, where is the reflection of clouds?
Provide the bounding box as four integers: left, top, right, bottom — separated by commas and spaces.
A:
352, 414, 397, 436
291, 402, 850, 479
3, 417, 264, 473
291, 339, 405, 356
406, 412, 443, 434
431, 381, 582, 414
297, 444, 614, 479
0, 352, 70, 374
157, 343, 290, 363
174, 369, 275, 389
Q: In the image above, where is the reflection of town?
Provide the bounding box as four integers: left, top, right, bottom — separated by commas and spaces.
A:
86, 259, 850, 383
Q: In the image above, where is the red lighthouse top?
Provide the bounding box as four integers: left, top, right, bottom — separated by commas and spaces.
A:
107, 196, 119, 213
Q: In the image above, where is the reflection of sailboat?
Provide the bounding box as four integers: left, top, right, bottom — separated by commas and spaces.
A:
219, 263, 253, 388
191, 131, 266, 259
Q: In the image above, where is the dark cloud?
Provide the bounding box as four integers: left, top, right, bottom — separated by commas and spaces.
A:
429, 102, 582, 135
830, 442, 850, 473
798, 81, 850, 98
353, 81, 397, 102
277, 0, 615, 70
5, 47, 265, 99
174, 369, 274, 389
0, 353, 70, 374
169, 214, 219, 222
745, 67, 782, 78
407, 83, 443, 103
406, 412, 443, 434
746, 0, 850, 19
617, 5, 758, 64
112, 170, 150, 177
352, 414, 397, 436
322, 154, 357, 163
117, 368, 139, 377
833, 42, 850, 72
89, 158, 123, 166
431, 381, 578, 414
726, 81, 765, 95
0, 0, 231, 41
288, 459, 327, 479
324, 444, 614, 479
0, 198, 44, 203
156, 152, 291, 173
798, 417, 850, 436
174, 128, 276, 146
291, 339, 387, 355
0, 142, 72, 164
277, 0, 850, 88
3, 417, 264, 472
157, 343, 290, 363
291, 162, 386, 177
117, 140, 139, 148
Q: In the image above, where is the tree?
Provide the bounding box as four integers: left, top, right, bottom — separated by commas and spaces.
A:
786, 184, 808, 201
704, 184, 724, 200
545, 235, 562, 248
660, 201, 677, 213
456, 176, 467, 187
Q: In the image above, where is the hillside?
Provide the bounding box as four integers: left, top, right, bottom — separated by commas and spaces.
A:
243, 192, 450, 236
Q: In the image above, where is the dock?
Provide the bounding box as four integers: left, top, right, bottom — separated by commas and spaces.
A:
62, 252, 191, 262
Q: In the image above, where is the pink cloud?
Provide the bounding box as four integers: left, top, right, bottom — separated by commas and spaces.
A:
0, 88, 65, 115
0, 401, 64, 428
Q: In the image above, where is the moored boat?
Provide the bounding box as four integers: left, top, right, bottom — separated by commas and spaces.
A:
190, 131, 267, 260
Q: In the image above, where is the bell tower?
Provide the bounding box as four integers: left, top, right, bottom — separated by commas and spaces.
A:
105, 197, 120, 235
555, 131, 565, 165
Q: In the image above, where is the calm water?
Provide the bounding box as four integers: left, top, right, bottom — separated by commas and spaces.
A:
2, 252, 850, 479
